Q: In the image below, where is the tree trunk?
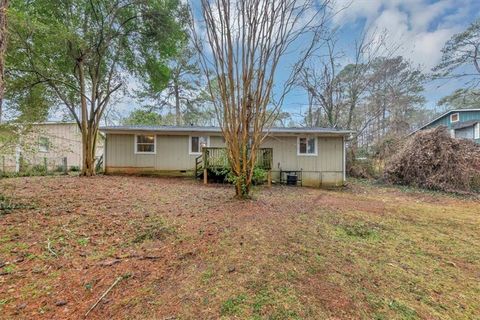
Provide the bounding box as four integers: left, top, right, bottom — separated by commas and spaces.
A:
234, 174, 250, 198
235, 178, 244, 198
0, 0, 8, 124
346, 93, 358, 130
174, 79, 181, 126
81, 128, 96, 176
77, 58, 95, 176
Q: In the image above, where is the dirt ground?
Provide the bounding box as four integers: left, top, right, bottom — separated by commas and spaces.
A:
0, 176, 479, 319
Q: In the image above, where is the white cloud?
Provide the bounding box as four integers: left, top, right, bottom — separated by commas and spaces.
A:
332, 0, 384, 25
332, 0, 476, 70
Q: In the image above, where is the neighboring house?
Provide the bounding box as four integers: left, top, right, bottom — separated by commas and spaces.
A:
99, 125, 352, 187
1, 122, 104, 173
414, 109, 480, 143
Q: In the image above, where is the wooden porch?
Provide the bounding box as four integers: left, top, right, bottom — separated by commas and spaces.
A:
195, 147, 273, 183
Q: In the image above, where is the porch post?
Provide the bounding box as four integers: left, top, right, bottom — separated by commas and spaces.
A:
203, 168, 208, 184
267, 170, 272, 187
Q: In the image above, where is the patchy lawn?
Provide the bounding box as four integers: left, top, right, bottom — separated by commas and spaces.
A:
0, 176, 479, 319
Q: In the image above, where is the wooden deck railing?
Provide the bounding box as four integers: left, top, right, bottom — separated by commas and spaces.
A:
196, 147, 273, 177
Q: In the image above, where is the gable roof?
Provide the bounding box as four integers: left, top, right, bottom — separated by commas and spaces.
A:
99, 125, 353, 136
415, 108, 480, 132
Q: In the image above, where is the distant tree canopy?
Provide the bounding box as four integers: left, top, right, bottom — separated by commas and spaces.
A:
123, 105, 217, 126
122, 109, 167, 126
300, 53, 427, 149
434, 19, 480, 112
438, 88, 480, 111
433, 18, 480, 86
138, 43, 206, 125
7, 0, 188, 175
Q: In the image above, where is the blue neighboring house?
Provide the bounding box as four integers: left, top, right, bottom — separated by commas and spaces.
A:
414, 109, 480, 144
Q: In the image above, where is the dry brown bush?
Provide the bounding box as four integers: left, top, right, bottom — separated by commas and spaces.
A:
384, 126, 480, 193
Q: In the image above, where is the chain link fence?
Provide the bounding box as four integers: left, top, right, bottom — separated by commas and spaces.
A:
0, 154, 108, 177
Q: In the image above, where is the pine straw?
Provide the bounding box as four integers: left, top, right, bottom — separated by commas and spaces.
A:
384, 126, 480, 193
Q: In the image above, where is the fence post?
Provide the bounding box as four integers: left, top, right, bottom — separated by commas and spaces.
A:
44, 157, 48, 174
63, 157, 68, 175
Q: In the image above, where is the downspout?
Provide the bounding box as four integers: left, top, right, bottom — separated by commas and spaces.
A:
104, 133, 108, 174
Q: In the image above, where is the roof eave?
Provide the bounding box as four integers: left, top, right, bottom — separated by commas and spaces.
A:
99, 127, 354, 136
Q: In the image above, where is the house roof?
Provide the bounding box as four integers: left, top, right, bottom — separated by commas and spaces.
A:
414, 108, 480, 132
32, 121, 77, 125
99, 125, 353, 136
452, 120, 480, 130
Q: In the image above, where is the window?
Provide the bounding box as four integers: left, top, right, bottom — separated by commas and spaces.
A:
297, 137, 317, 156
450, 113, 459, 123
135, 134, 156, 154
39, 137, 49, 153
190, 136, 209, 154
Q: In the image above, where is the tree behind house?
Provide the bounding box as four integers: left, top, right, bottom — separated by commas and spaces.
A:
141, 44, 204, 125
300, 50, 426, 151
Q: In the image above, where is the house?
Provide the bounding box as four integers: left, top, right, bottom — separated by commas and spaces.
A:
99, 125, 352, 187
414, 109, 480, 143
1, 122, 104, 173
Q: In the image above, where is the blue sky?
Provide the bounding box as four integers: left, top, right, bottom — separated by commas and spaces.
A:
278, 0, 480, 120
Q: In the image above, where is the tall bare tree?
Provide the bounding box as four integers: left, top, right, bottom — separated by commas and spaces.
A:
299, 30, 389, 130
193, 0, 330, 198
299, 37, 345, 128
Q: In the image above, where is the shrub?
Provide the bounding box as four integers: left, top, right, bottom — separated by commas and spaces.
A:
252, 167, 267, 185
30, 164, 48, 175
384, 126, 480, 193
347, 158, 377, 179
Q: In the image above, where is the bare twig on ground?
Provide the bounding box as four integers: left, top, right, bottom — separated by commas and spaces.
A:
84, 275, 126, 318
46, 238, 57, 257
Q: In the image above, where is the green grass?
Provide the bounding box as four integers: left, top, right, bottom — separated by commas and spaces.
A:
77, 237, 89, 246
221, 294, 247, 316
130, 216, 176, 244
335, 222, 382, 241
2, 264, 16, 274
388, 300, 418, 319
